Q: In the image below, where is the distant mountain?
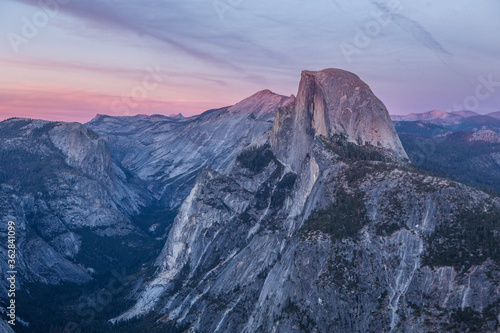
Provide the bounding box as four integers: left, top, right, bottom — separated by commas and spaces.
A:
391, 110, 500, 132
395, 122, 500, 193
391, 109, 481, 121
392, 109, 500, 193
168, 113, 185, 119
487, 111, 500, 119
391, 110, 464, 124
453, 115, 500, 132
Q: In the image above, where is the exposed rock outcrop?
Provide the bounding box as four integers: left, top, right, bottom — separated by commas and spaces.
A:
271, 69, 408, 171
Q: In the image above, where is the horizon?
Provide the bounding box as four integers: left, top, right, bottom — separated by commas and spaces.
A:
1, 0, 499, 122
2, 96, 499, 125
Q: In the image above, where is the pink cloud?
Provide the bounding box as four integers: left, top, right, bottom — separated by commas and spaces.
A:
0, 88, 224, 123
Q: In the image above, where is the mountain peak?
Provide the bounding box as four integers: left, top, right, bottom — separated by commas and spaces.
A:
168, 113, 184, 119
271, 68, 408, 170
227, 89, 295, 116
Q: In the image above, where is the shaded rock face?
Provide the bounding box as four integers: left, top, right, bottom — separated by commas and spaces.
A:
0, 119, 151, 288
391, 110, 466, 124
469, 129, 500, 143
116, 70, 500, 333
49, 122, 113, 179
271, 69, 408, 171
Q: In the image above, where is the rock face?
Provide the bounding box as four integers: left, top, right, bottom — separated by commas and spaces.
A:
0, 118, 151, 290
271, 69, 407, 171
0, 90, 295, 330
0, 90, 293, 289
88, 90, 294, 208
116, 69, 500, 332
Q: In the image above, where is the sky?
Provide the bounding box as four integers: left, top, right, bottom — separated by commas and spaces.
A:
0, 0, 499, 123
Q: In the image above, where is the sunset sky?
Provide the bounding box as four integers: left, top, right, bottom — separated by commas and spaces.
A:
1, 0, 499, 123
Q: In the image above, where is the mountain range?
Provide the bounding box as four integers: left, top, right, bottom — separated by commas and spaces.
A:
0, 69, 499, 332
391, 109, 500, 194
391, 109, 500, 132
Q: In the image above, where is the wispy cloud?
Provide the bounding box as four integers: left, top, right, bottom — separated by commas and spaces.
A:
3, 0, 499, 120
0, 57, 229, 86
368, 0, 452, 56
11, 0, 279, 75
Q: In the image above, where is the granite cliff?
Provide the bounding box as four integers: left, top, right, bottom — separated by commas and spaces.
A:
116, 69, 500, 332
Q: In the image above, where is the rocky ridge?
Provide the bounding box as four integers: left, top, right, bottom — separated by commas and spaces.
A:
88, 89, 294, 209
